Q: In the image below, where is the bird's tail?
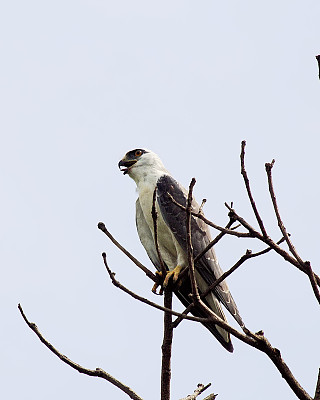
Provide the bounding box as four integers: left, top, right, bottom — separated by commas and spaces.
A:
175, 281, 233, 352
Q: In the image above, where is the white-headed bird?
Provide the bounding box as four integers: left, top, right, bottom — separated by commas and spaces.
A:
119, 149, 243, 351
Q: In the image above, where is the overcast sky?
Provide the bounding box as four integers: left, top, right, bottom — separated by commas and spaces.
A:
1, 1, 320, 399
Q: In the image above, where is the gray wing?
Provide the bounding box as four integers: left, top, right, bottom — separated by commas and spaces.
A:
156, 174, 244, 328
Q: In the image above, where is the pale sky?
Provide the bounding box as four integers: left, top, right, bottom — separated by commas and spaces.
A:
1, 1, 320, 399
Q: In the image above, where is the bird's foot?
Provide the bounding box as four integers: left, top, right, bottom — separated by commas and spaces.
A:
163, 265, 183, 287
152, 271, 164, 295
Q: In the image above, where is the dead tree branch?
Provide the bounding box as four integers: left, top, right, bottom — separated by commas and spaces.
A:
225, 203, 320, 287
202, 236, 285, 299
151, 186, 174, 400
316, 55, 320, 80
101, 252, 210, 324
265, 159, 320, 305
194, 216, 236, 263
180, 383, 217, 400
241, 140, 268, 237
17, 303, 143, 400
161, 288, 173, 400
314, 369, 320, 400
305, 261, 320, 306
186, 178, 200, 301
152, 188, 167, 278
97, 222, 156, 282
100, 247, 313, 400
194, 300, 312, 400
265, 159, 303, 265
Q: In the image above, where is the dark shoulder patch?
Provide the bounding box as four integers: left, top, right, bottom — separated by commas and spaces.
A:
157, 175, 187, 207
156, 175, 189, 248
157, 174, 208, 259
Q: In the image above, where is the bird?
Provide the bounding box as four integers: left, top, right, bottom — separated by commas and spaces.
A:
118, 148, 243, 352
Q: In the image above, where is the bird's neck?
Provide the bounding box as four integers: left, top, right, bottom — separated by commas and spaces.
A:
130, 167, 168, 193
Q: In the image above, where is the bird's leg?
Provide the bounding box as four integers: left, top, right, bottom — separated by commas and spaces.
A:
163, 265, 183, 287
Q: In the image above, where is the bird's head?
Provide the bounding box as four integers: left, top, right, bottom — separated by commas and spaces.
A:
118, 149, 167, 183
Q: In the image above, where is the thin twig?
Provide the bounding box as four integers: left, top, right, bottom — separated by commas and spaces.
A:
225, 205, 320, 287
314, 368, 320, 400
305, 261, 320, 306
186, 178, 200, 301
167, 193, 252, 238
171, 304, 194, 328
265, 160, 304, 265
316, 55, 320, 80
179, 217, 236, 282
161, 288, 173, 400
201, 251, 252, 302
241, 140, 268, 237
174, 237, 286, 329
194, 216, 236, 263
102, 255, 253, 346
152, 188, 167, 277
180, 383, 216, 400
199, 199, 207, 214
18, 304, 143, 400
195, 300, 312, 400
102, 252, 211, 324
201, 237, 286, 299
98, 222, 156, 282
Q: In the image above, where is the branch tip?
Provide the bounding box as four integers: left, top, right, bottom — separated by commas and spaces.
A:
97, 222, 105, 230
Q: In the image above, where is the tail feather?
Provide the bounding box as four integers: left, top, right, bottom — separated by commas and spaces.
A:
174, 279, 233, 352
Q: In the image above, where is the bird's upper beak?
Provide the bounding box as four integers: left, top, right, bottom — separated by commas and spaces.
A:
118, 158, 137, 175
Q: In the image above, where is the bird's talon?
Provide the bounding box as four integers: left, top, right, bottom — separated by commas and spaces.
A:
152, 271, 164, 294
163, 265, 182, 287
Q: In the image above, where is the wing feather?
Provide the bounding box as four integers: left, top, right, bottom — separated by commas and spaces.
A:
156, 175, 244, 328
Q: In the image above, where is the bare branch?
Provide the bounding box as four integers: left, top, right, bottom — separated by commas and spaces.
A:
171, 304, 194, 328
167, 193, 252, 238
152, 188, 167, 277
101, 250, 313, 400
202, 237, 286, 299
180, 383, 217, 400
101, 252, 213, 325
265, 160, 304, 265
226, 205, 320, 287
314, 368, 320, 400
241, 140, 268, 237
196, 301, 313, 400
18, 304, 143, 400
186, 178, 200, 301
98, 222, 156, 282
316, 55, 320, 80
101, 254, 254, 347
199, 198, 207, 214
264, 161, 320, 294
161, 289, 173, 400
203, 394, 218, 400
305, 261, 320, 306
194, 216, 236, 263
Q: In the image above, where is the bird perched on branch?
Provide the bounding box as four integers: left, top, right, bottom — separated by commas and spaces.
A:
119, 148, 243, 352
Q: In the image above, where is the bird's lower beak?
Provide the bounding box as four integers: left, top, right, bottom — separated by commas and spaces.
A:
118, 159, 137, 175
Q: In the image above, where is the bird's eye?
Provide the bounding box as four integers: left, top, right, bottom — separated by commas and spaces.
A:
135, 150, 142, 157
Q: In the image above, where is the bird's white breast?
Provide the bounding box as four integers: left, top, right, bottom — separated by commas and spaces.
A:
137, 179, 187, 271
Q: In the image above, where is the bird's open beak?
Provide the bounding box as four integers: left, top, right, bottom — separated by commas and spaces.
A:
118, 158, 137, 175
